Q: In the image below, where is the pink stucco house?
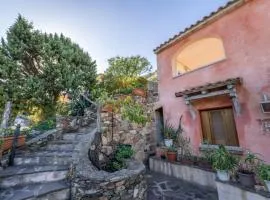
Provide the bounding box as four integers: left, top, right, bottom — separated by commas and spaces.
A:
154, 0, 270, 163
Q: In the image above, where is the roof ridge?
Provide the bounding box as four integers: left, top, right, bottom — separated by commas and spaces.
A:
154, 0, 246, 54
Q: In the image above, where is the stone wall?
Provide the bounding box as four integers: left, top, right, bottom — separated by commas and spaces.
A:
100, 93, 157, 162
72, 160, 147, 200
72, 129, 147, 200
56, 108, 96, 133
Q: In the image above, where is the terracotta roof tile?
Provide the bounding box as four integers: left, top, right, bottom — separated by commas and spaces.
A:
175, 77, 242, 97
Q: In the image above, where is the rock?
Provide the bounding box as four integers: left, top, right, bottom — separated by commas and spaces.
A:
129, 130, 137, 134
115, 180, 125, 187
133, 188, 139, 198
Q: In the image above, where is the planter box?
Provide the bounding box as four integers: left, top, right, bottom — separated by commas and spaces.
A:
2, 135, 26, 152
216, 180, 270, 200
149, 157, 216, 189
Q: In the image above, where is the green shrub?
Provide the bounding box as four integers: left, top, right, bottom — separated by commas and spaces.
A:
32, 117, 56, 131
258, 164, 270, 181
212, 145, 237, 171
115, 144, 134, 160
103, 144, 134, 172
163, 121, 179, 140
121, 102, 148, 125
238, 152, 261, 174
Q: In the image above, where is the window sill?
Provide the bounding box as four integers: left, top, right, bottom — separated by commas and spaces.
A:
172, 58, 226, 79
199, 144, 243, 155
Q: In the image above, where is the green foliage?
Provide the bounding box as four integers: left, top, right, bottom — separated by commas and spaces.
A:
258, 164, 270, 181
102, 56, 151, 95
121, 100, 148, 125
103, 144, 134, 172
163, 121, 178, 140
0, 15, 97, 120
32, 117, 56, 131
167, 146, 177, 152
238, 152, 261, 174
115, 144, 134, 160
0, 127, 31, 136
106, 56, 152, 78
0, 138, 3, 147
212, 145, 237, 171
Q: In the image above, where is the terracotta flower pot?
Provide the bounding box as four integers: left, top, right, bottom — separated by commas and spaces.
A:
167, 151, 177, 162
132, 88, 146, 97
2, 135, 26, 152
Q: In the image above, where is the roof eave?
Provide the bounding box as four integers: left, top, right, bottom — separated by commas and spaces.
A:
154, 0, 246, 54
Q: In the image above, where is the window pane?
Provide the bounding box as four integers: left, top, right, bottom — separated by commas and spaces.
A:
210, 110, 226, 145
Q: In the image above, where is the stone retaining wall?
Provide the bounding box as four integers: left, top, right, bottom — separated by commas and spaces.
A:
56, 108, 96, 133
72, 128, 147, 200
72, 160, 147, 200
101, 111, 156, 162
100, 93, 157, 162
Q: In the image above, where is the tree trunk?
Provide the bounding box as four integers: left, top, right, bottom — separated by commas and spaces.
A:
1, 101, 12, 129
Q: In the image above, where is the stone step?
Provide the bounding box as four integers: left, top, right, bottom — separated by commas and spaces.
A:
49, 140, 75, 145
62, 133, 85, 141
14, 155, 73, 166
44, 143, 74, 151
0, 165, 69, 188
16, 150, 74, 157
0, 181, 70, 200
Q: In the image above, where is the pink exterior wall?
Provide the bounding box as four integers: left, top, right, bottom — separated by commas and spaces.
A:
156, 0, 270, 162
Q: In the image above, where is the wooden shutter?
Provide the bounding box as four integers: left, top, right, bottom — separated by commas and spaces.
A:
200, 111, 213, 143
200, 107, 239, 146
221, 108, 239, 146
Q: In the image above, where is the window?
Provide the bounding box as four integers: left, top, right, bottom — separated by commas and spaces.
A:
173, 38, 226, 76
200, 107, 239, 146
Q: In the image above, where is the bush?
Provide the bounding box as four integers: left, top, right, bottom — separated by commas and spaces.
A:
258, 164, 270, 181
103, 144, 134, 172
32, 117, 56, 131
121, 102, 148, 125
212, 145, 237, 171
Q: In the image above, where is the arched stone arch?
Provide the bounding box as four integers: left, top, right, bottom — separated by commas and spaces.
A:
172, 37, 226, 76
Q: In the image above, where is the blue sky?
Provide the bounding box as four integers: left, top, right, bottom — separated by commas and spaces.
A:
0, 0, 229, 73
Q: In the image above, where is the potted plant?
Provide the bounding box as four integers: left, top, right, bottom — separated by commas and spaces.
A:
238, 152, 261, 188
212, 145, 237, 181
163, 121, 177, 147
258, 163, 270, 191
0, 127, 27, 153
166, 146, 177, 162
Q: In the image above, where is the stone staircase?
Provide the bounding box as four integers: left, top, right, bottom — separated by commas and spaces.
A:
0, 127, 95, 200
